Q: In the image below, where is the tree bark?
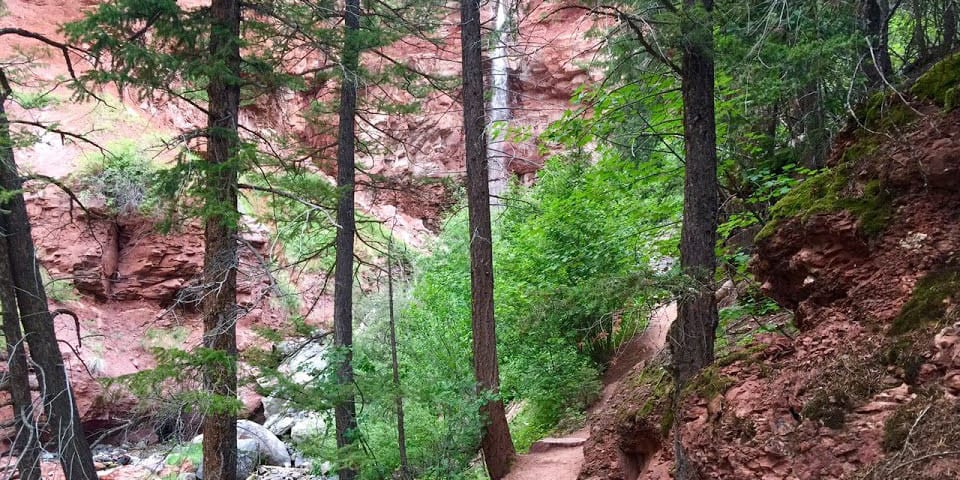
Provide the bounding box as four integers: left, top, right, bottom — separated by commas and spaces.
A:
333, 0, 361, 477
668, 0, 719, 387
460, 0, 516, 477
201, 1, 241, 479
862, 0, 894, 84
944, 0, 958, 52
0, 208, 42, 480
0, 75, 97, 480
386, 238, 410, 479
797, 82, 829, 169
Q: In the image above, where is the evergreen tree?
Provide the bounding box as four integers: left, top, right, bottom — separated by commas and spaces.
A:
668, 0, 719, 388
333, 0, 362, 476
460, 0, 516, 476
199, 0, 242, 478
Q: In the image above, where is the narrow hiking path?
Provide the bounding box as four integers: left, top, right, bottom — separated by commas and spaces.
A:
503, 304, 676, 480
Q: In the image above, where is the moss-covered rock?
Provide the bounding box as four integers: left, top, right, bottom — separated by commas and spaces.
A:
756, 165, 893, 241
686, 365, 735, 401
911, 53, 960, 109
889, 267, 960, 335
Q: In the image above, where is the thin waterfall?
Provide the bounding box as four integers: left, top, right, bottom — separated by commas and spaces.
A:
488, 0, 511, 204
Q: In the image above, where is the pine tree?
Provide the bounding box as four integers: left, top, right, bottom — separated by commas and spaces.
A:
460, 0, 516, 476
332, 0, 362, 476
668, 0, 719, 387
199, 0, 242, 478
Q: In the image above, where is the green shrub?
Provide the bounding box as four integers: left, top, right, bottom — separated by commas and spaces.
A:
42, 267, 78, 303
73, 141, 157, 216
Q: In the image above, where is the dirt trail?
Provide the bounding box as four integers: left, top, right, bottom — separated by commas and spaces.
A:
503, 304, 676, 480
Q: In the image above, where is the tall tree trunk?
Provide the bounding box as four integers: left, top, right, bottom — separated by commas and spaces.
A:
201, 1, 241, 479
945, 0, 958, 52
386, 238, 410, 479
862, 0, 894, 84
0, 212, 42, 480
668, 0, 719, 387
797, 82, 829, 169
461, 0, 516, 477
0, 73, 97, 480
333, 0, 361, 477
909, 0, 929, 60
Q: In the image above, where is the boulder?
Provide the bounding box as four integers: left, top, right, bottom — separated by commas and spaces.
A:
255, 466, 322, 480
192, 420, 292, 479
237, 419, 292, 467
278, 340, 328, 384
290, 414, 327, 445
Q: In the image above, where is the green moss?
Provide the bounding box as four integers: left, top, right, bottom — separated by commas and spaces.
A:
632, 367, 672, 418
622, 365, 675, 435
860, 92, 919, 131
911, 53, 960, 109
945, 86, 960, 111
756, 165, 893, 241
715, 342, 768, 368
685, 366, 735, 400
890, 268, 960, 335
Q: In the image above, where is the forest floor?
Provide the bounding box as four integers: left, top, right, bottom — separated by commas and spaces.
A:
503, 304, 675, 480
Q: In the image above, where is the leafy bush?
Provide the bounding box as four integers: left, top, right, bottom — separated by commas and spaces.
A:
328, 151, 683, 477
42, 266, 78, 303
73, 141, 157, 216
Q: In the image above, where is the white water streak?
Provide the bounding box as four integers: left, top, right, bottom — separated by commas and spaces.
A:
488, 0, 511, 203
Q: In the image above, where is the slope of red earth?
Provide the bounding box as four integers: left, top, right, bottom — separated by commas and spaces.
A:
580, 75, 960, 478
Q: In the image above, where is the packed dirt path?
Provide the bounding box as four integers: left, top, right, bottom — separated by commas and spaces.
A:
503, 304, 676, 480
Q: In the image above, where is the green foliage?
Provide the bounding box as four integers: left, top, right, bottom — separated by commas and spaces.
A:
243, 170, 338, 272
11, 90, 62, 109
890, 267, 960, 335
107, 347, 242, 416
72, 141, 158, 216
164, 443, 203, 468
41, 266, 78, 304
